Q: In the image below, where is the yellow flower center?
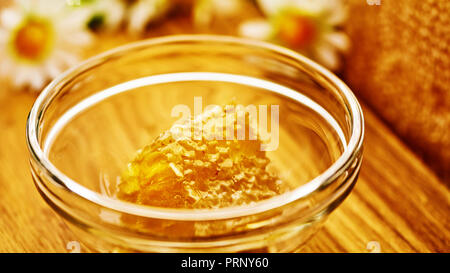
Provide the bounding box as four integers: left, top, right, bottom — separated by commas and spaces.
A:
12, 18, 53, 61
278, 15, 317, 49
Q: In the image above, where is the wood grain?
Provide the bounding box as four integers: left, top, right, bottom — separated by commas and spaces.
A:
0, 17, 449, 253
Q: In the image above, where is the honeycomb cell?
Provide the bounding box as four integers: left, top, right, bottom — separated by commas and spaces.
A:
117, 104, 284, 209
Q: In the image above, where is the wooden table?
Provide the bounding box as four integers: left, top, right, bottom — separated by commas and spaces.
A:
0, 30, 448, 253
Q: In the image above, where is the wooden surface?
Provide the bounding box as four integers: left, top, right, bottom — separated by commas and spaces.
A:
0, 24, 449, 253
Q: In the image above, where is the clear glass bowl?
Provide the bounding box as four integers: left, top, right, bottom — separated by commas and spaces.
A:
26, 35, 364, 252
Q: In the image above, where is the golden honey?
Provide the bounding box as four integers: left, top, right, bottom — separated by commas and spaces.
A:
117, 104, 285, 209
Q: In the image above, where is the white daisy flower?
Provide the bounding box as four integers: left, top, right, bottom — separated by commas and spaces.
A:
0, 0, 93, 91
126, 0, 171, 35
239, 0, 349, 70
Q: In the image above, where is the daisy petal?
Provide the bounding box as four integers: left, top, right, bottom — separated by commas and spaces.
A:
127, 0, 169, 34
54, 49, 79, 67
0, 8, 23, 30
101, 0, 126, 30
38, 0, 67, 15
14, 66, 33, 88
313, 42, 340, 70
0, 59, 12, 76
60, 30, 93, 46
325, 1, 347, 25
128, 2, 154, 34
58, 8, 92, 31
44, 61, 62, 79
0, 29, 8, 41
324, 32, 350, 53
30, 70, 46, 91
238, 20, 273, 40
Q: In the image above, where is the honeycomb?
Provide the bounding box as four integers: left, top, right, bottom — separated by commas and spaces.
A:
117, 104, 284, 209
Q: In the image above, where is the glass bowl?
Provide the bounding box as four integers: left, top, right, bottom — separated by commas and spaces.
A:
26, 35, 364, 252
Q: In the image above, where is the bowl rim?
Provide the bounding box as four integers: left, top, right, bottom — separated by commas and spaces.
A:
26, 34, 364, 221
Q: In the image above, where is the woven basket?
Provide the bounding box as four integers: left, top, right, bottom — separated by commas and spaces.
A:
344, 0, 450, 180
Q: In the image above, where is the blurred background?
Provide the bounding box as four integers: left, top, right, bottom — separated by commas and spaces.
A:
0, 0, 447, 181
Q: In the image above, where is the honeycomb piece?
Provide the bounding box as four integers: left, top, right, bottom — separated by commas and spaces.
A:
117, 104, 284, 209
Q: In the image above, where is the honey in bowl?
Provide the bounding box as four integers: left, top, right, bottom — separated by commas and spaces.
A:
45, 75, 345, 239
29, 37, 363, 252
117, 103, 286, 209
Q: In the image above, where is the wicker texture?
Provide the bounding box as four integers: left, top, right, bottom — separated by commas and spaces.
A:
344, 0, 450, 180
